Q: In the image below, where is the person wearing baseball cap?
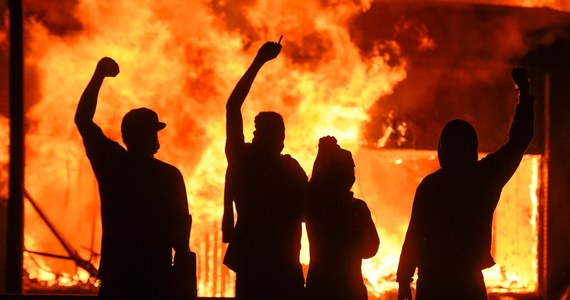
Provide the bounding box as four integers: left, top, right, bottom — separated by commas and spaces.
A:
75, 57, 192, 299
121, 107, 166, 156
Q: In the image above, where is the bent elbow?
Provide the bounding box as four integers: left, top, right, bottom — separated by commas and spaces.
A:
362, 246, 378, 259
74, 116, 94, 133
361, 235, 380, 259
74, 115, 82, 127
74, 116, 87, 129
226, 100, 241, 113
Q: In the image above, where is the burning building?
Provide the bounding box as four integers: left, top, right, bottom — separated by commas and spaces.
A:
1, 0, 570, 299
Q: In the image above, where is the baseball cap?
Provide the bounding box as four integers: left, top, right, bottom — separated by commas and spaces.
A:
121, 108, 166, 135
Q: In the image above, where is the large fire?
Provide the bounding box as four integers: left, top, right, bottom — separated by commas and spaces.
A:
1, 0, 565, 298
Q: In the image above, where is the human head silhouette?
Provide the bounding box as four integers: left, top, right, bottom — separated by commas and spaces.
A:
121, 108, 166, 156
437, 119, 478, 169
311, 136, 355, 193
252, 111, 285, 156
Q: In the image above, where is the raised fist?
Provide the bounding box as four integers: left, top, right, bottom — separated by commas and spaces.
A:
511, 67, 529, 94
255, 41, 282, 63
96, 57, 120, 77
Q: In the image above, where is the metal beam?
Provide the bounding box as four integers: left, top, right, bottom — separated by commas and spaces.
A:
6, 0, 24, 293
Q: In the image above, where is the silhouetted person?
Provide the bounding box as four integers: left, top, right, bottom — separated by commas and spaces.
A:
396, 68, 535, 300
305, 136, 380, 300
222, 40, 308, 300
75, 57, 191, 299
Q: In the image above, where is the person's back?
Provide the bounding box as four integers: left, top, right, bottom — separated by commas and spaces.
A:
89, 145, 186, 282
222, 40, 307, 300
305, 137, 379, 300
397, 68, 535, 300
226, 143, 305, 268
75, 58, 190, 299
411, 163, 505, 276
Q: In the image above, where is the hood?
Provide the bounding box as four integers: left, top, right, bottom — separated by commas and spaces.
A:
437, 119, 478, 170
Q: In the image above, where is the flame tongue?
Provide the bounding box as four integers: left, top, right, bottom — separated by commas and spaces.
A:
2, 0, 543, 296
21, 0, 406, 294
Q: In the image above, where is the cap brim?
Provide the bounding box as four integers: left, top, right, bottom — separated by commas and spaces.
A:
157, 122, 166, 131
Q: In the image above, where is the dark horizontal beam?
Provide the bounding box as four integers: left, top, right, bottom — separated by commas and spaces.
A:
0, 296, 234, 300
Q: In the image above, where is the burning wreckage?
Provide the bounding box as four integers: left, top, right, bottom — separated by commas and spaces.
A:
1, 0, 570, 299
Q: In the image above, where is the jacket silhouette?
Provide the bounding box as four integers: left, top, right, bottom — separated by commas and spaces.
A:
75, 57, 191, 299
305, 136, 379, 300
397, 68, 535, 300
222, 40, 307, 300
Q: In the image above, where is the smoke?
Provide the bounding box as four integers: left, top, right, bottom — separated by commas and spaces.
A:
369, 0, 570, 12
349, 1, 570, 151
22, 0, 82, 35
11, 0, 405, 294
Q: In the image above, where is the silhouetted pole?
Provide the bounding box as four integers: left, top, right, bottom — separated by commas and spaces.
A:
6, 0, 24, 293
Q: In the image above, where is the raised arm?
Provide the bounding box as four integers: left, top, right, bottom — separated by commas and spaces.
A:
225, 40, 282, 154
222, 40, 282, 243
482, 68, 535, 188
75, 57, 119, 133
508, 67, 535, 149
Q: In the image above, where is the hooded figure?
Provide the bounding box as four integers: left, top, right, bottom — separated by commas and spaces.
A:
397, 69, 535, 300
438, 119, 478, 170
305, 136, 379, 300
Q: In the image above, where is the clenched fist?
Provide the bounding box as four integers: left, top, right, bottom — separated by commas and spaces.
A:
95, 57, 120, 78
511, 67, 529, 95
255, 41, 282, 64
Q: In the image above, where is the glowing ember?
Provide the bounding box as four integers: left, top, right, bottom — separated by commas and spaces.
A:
482, 0, 569, 11
0, 115, 8, 201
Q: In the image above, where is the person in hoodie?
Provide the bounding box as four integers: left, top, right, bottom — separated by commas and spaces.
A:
305, 136, 379, 300
396, 68, 535, 300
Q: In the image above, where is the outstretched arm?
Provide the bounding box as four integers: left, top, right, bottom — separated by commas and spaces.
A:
75, 57, 119, 133
223, 40, 282, 243
483, 68, 535, 189
508, 68, 535, 148
225, 40, 282, 151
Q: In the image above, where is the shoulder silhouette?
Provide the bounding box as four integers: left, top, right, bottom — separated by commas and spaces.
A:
305, 136, 379, 300
222, 39, 308, 300
75, 57, 192, 299
397, 68, 535, 300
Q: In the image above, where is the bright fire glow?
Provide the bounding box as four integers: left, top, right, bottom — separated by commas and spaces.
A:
21, 0, 405, 296
0, 115, 8, 201
0, 0, 548, 297
356, 150, 540, 298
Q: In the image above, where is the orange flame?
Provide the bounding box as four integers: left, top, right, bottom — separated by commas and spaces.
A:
22, 0, 405, 296
0, 116, 8, 200
7, 0, 545, 297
